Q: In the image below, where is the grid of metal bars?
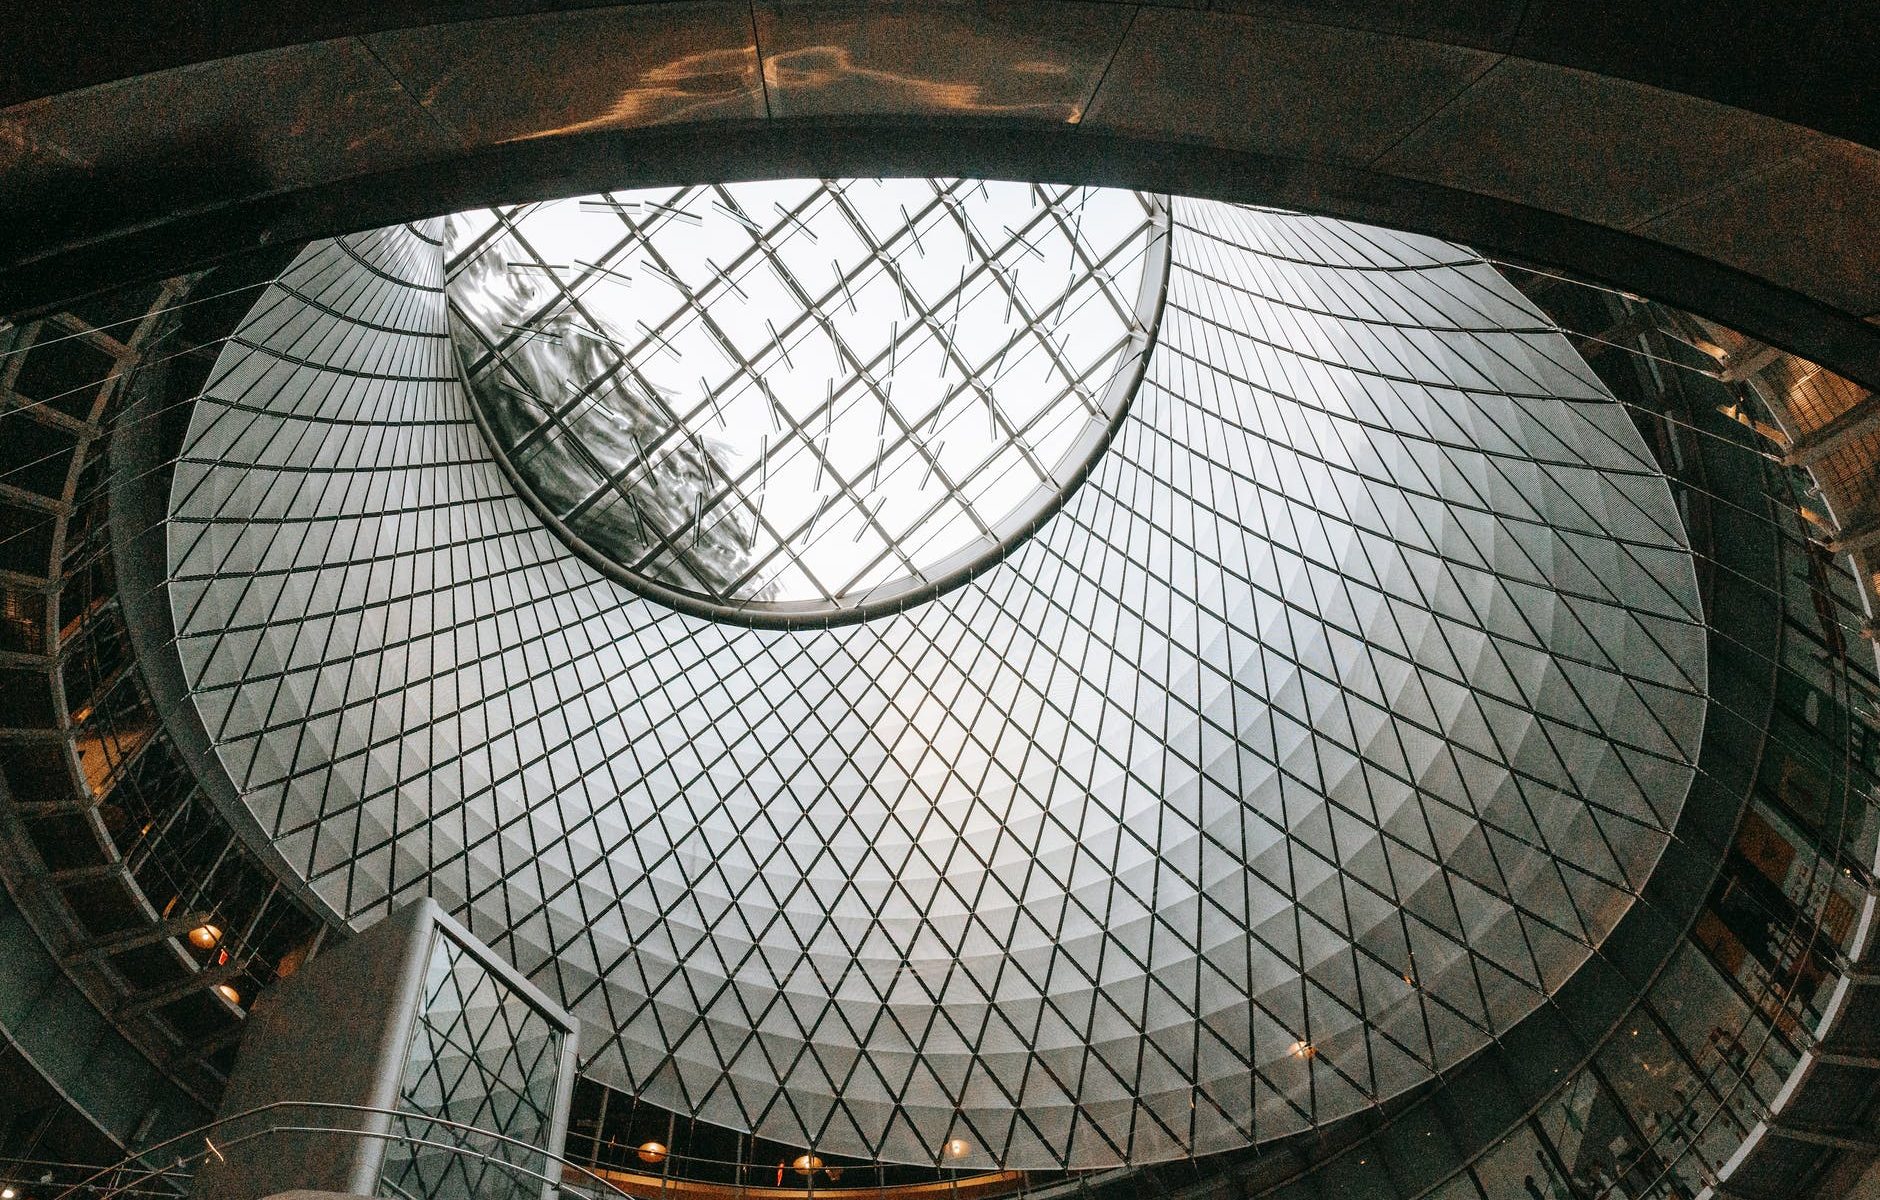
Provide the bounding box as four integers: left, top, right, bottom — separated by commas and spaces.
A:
381, 928, 566, 1200
443, 180, 1164, 624
161, 195, 1707, 1170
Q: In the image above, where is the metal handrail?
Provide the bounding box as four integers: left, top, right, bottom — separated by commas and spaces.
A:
56, 1100, 640, 1200
54, 1101, 1051, 1200
210, 1121, 568, 1195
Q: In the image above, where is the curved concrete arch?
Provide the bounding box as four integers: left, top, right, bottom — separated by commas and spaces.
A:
3, 2, 1879, 390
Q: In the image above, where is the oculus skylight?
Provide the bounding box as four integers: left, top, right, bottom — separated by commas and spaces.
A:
444, 179, 1166, 624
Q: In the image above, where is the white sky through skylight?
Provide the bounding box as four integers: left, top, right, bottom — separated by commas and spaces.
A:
444, 179, 1163, 618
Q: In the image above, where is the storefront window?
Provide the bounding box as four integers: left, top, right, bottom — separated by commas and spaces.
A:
1534, 1071, 1644, 1199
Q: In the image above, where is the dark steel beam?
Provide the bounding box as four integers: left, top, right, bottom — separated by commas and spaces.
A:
42, 861, 129, 886
1825, 518, 1880, 557
4, 122, 1880, 401
1765, 1123, 1880, 1154
62, 911, 214, 964
165, 1019, 247, 1074
1784, 389, 1880, 468
1717, 341, 1787, 383
115, 960, 247, 1020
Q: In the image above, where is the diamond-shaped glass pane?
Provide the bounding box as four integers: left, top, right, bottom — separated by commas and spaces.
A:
379, 930, 564, 1200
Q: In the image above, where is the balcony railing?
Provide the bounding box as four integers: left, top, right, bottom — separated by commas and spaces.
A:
53, 1103, 1077, 1200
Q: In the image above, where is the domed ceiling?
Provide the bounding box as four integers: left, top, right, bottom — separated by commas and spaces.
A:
162, 182, 1707, 1168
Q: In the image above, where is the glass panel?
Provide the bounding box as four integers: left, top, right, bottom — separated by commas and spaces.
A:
1534, 1066, 1677, 1199
1648, 940, 1790, 1116
379, 929, 565, 1200
445, 180, 1164, 619
1471, 1122, 1574, 1200
171, 202, 1708, 1169
1427, 1171, 1486, 1200
1594, 1021, 1703, 1198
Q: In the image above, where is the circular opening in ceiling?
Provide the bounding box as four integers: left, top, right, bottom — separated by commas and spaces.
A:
444, 179, 1171, 626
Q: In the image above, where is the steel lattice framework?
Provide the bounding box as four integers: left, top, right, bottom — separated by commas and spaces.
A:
445, 179, 1165, 624
162, 194, 1707, 1169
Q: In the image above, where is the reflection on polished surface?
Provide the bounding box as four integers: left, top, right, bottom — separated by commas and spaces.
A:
754, 2, 1130, 124
483, 47, 765, 143
572, 1163, 1028, 1199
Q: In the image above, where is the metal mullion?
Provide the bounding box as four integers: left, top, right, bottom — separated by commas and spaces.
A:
650, 189, 975, 602
528, 200, 662, 324
894, 186, 1068, 485
1270, 480, 1424, 1102
549, 195, 726, 372
1264, 457, 1654, 901
442, 201, 538, 274
1024, 225, 1159, 380
1265, 381, 1581, 1052
836, 183, 983, 362
942, 328, 1139, 517
1319, 324, 1710, 737
1251, 249, 1676, 918
808, 326, 986, 552
475, 213, 686, 466
1105, 412, 1699, 845
621, 314, 850, 607
887, 414, 1099, 579
465, 207, 586, 366
655, 181, 807, 322
547, 215, 834, 600
778, 178, 1142, 567
172, 396, 366, 722
815, 184, 1017, 513
606, 205, 809, 501
583, 471, 713, 594
1038, 185, 1166, 332
710, 372, 955, 601
752, 382, 954, 602
945, 181, 1150, 400
555, 386, 694, 523
450, 178, 1164, 621
668, 181, 859, 380
992, 192, 1152, 398
764, 188, 1120, 598
877, 181, 954, 266
992, 439, 1678, 887
545, 378, 694, 524
708, 215, 947, 600
464, 316, 626, 456
1411, 460, 1685, 883
1151, 334, 1696, 561
536, 390, 678, 532
984, 265, 1118, 422
954, 244, 1150, 466
798, 185, 994, 514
